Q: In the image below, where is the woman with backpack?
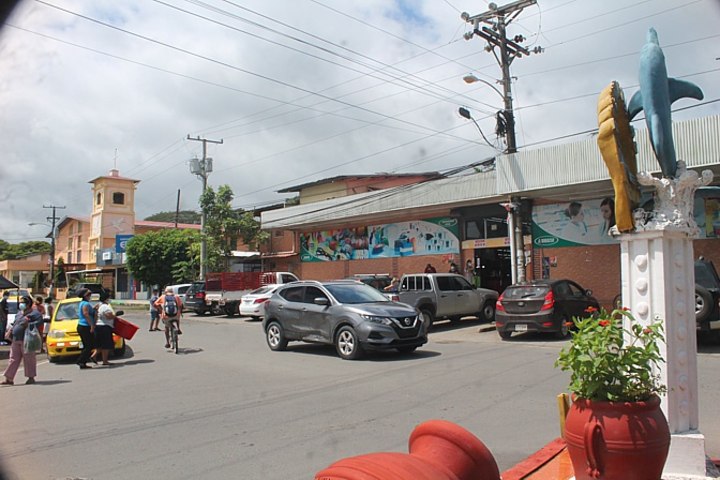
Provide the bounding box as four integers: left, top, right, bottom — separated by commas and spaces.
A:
154, 287, 183, 349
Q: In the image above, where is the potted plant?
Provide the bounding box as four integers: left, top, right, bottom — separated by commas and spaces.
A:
555, 306, 670, 480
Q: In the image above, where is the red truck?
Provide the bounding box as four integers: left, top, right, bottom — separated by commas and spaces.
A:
204, 271, 299, 316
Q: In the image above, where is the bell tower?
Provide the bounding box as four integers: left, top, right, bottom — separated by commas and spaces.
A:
87, 169, 139, 266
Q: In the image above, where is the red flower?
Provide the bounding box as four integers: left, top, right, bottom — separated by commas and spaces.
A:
585, 306, 598, 313
643, 328, 652, 335
622, 307, 630, 311
598, 320, 610, 327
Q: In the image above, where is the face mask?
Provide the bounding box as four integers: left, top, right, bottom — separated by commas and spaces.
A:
19, 303, 27, 311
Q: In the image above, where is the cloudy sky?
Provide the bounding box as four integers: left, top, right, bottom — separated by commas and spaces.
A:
1, 0, 718, 243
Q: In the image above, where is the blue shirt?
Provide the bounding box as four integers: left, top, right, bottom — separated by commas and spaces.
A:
78, 300, 95, 327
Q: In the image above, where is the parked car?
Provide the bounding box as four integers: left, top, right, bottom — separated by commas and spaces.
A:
348, 274, 399, 301
184, 281, 214, 315
398, 273, 498, 325
239, 284, 282, 320
164, 283, 192, 303
66, 283, 110, 298
45, 297, 125, 362
495, 279, 600, 340
263, 280, 427, 360
695, 257, 720, 334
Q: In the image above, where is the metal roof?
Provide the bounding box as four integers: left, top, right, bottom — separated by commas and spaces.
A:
261, 114, 720, 230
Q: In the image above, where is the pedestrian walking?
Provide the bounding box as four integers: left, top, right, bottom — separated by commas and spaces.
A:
76, 288, 97, 369
149, 288, 160, 331
0, 291, 9, 346
94, 291, 116, 366
41, 297, 54, 353
2, 295, 43, 385
449, 262, 459, 274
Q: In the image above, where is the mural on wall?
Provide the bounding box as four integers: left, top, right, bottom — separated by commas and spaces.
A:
533, 195, 718, 247
300, 217, 459, 262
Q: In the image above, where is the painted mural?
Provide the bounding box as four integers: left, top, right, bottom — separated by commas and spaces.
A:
300, 217, 460, 262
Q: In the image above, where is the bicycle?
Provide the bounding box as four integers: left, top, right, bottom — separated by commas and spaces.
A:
168, 319, 179, 354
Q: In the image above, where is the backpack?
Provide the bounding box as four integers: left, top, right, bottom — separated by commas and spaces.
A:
164, 294, 178, 316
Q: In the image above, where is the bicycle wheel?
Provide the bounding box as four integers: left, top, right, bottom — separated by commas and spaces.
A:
172, 324, 179, 354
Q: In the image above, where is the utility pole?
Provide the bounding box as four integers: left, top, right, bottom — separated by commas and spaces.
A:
188, 135, 223, 280
43, 204, 66, 296
462, 0, 541, 283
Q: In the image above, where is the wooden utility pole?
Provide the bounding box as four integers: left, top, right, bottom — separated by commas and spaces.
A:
43, 204, 66, 296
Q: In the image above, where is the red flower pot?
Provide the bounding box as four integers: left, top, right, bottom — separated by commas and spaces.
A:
314, 419, 500, 480
565, 395, 670, 480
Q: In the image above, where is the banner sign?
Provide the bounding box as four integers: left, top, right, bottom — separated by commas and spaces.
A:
115, 234, 134, 253
300, 217, 460, 262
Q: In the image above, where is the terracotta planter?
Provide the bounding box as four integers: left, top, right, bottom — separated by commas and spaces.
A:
565, 395, 670, 480
314, 419, 500, 480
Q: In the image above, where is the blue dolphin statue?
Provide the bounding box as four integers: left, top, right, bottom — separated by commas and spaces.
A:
628, 28, 704, 178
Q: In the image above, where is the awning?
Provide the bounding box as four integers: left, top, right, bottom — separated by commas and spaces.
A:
262, 252, 298, 259
0, 275, 19, 289
230, 251, 260, 258
66, 268, 104, 275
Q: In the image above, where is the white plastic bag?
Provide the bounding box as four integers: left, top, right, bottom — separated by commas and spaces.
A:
23, 324, 42, 353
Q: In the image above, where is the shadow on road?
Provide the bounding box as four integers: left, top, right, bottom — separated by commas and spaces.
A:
278, 343, 440, 362
175, 347, 204, 355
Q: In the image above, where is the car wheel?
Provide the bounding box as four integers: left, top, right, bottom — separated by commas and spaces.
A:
696, 286, 713, 323
419, 308, 435, 328
555, 317, 571, 339
266, 322, 288, 351
498, 330, 512, 340
224, 305, 236, 316
194, 308, 207, 316
335, 326, 363, 360
480, 301, 496, 322
211, 305, 222, 315
114, 340, 127, 358
397, 346, 418, 354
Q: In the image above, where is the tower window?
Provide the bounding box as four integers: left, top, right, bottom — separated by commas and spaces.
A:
113, 192, 125, 205
96, 193, 102, 205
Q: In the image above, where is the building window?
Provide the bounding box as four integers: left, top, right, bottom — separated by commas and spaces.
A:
77, 222, 82, 232
96, 192, 102, 205
69, 224, 74, 235
68, 238, 73, 250
113, 192, 125, 205
68, 252, 73, 263
76, 250, 82, 262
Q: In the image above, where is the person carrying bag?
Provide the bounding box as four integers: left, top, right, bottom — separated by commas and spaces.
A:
2, 295, 43, 386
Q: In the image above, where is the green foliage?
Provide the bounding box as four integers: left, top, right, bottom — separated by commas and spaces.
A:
0, 240, 51, 260
555, 307, 666, 402
125, 229, 200, 287
55, 257, 67, 287
200, 185, 267, 272
144, 210, 201, 224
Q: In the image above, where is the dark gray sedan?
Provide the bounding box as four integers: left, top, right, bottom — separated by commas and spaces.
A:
262, 280, 427, 360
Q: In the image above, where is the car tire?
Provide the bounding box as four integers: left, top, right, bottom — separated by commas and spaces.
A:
555, 317, 571, 339
419, 308, 435, 328
224, 305, 236, 317
266, 321, 288, 351
397, 346, 418, 354
480, 300, 496, 322
498, 330, 512, 340
114, 340, 127, 358
335, 326, 363, 360
696, 286, 713, 323
194, 308, 207, 316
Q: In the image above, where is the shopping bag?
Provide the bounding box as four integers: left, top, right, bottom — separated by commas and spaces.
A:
23, 324, 42, 353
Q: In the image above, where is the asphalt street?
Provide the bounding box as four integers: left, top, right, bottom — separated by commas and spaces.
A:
1, 311, 719, 480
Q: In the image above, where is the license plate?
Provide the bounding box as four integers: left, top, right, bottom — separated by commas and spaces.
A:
515, 324, 527, 332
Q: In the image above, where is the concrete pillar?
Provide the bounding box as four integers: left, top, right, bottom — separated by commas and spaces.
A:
616, 162, 712, 478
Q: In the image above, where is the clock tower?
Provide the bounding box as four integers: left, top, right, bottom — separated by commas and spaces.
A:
88, 169, 139, 266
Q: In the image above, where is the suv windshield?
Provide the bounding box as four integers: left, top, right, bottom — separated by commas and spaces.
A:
325, 283, 390, 304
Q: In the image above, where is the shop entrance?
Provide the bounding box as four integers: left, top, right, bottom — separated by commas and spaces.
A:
476, 247, 512, 293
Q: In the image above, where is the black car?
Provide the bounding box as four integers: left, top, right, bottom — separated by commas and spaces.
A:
183, 281, 211, 315
694, 257, 720, 334
263, 280, 427, 360
495, 279, 600, 340
66, 283, 110, 298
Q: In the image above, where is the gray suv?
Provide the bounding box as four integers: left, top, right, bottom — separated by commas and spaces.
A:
262, 280, 427, 360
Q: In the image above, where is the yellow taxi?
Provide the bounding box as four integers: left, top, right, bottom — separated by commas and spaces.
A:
46, 297, 126, 362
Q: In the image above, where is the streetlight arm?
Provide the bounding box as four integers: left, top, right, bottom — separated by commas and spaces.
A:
463, 74, 504, 99
458, 108, 497, 150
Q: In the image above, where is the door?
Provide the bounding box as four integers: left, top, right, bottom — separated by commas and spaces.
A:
566, 281, 596, 318
277, 285, 306, 336
301, 286, 333, 342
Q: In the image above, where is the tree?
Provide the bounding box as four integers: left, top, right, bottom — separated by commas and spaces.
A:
0, 240, 51, 260
55, 257, 67, 288
200, 185, 268, 272
125, 229, 200, 288
144, 210, 201, 224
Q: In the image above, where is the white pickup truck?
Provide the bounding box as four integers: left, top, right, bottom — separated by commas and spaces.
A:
398, 273, 498, 326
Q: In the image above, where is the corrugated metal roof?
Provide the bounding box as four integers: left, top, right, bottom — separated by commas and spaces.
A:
262, 115, 720, 230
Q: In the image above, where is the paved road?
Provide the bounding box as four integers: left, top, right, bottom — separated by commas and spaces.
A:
1, 313, 718, 479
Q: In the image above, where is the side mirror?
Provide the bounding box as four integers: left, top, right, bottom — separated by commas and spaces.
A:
115, 310, 125, 316
585, 290, 593, 297
314, 297, 330, 306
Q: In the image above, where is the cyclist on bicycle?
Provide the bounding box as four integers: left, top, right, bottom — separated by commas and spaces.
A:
154, 287, 183, 349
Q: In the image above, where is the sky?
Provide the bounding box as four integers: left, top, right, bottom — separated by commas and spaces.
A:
1, 0, 719, 243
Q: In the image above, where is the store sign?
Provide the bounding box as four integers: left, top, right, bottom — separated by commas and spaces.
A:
116, 234, 134, 253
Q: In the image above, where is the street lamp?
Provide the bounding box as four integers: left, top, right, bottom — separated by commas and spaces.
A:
29, 222, 56, 295
458, 107, 495, 150
463, 74, 504, 99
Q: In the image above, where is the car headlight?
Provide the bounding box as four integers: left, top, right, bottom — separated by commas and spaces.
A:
48, 330, 66, 339
361, 315, 393, 326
